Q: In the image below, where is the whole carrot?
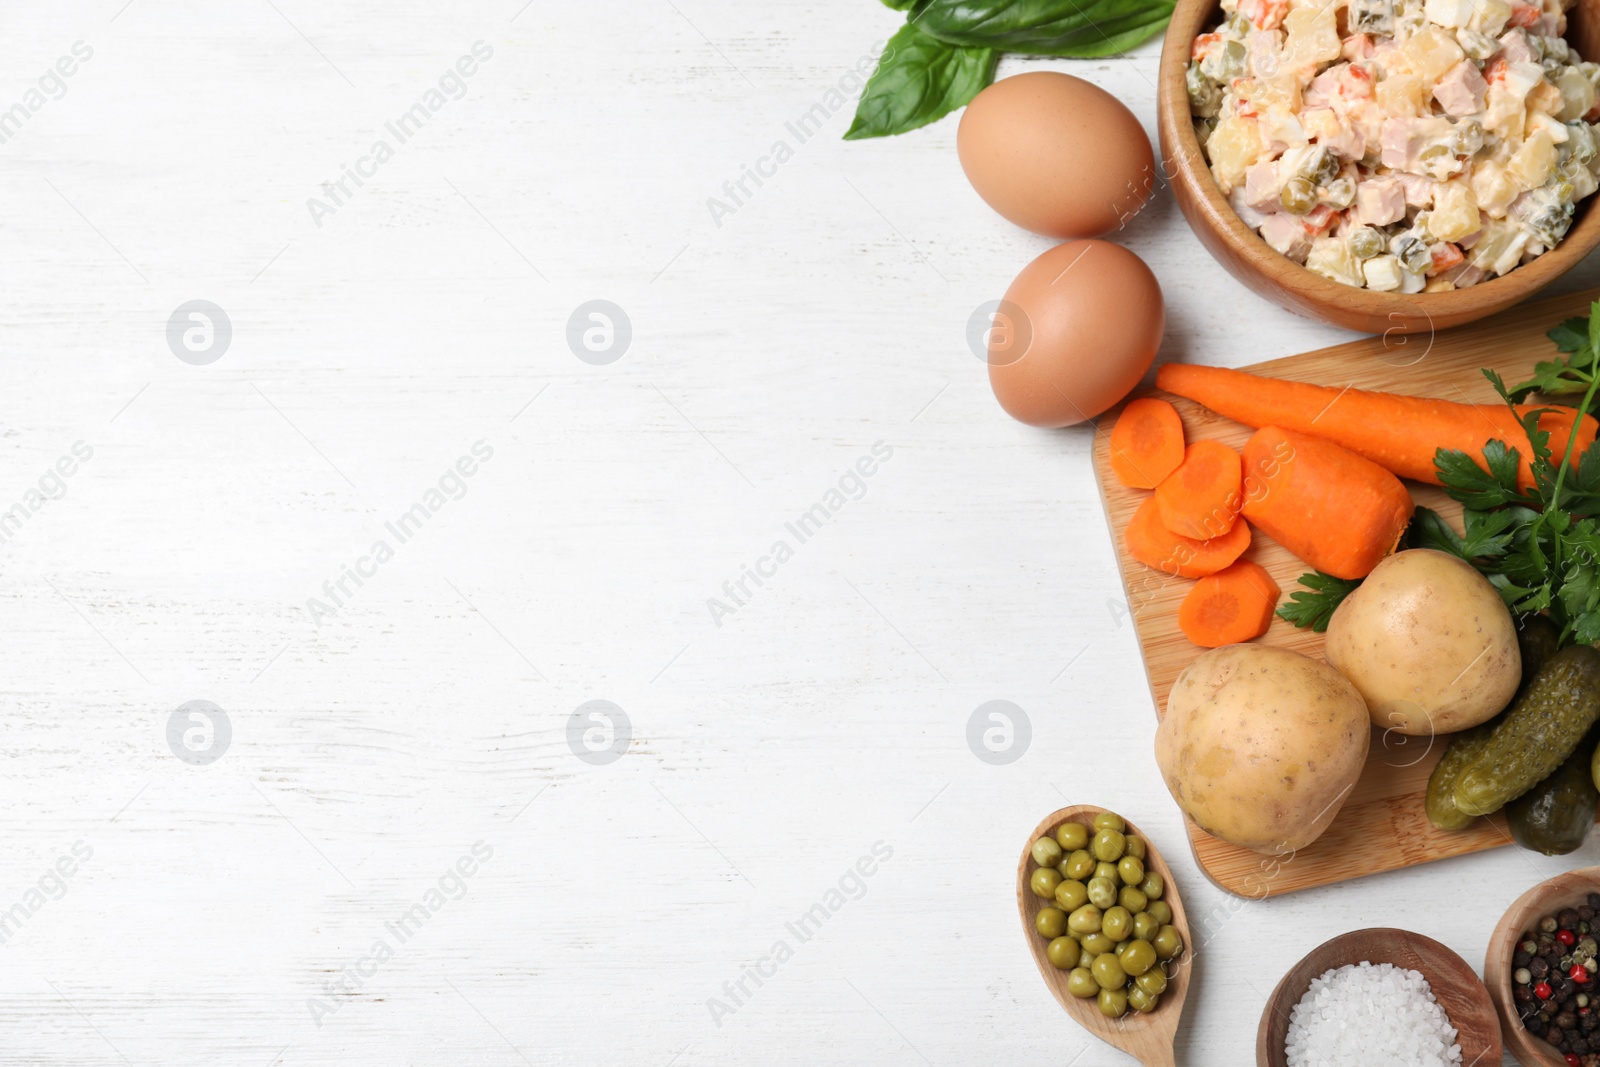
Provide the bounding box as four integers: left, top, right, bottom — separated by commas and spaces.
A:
1241, 426, 1414, 580
1156, 363, 1598, 489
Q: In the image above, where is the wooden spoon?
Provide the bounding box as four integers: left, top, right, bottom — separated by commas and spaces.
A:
1256, 928, 1500, 1067
1016, 805, 1193, 1067
1484, 865, 1600, 1067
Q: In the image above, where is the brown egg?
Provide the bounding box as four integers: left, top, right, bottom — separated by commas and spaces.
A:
988, 240, 1163, 428
958, 71, 1155, 238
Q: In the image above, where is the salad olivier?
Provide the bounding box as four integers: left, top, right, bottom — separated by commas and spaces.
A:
1189, 0, 1600, 291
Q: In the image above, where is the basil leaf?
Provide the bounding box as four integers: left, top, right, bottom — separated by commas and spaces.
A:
913, 0, 1174, 58
879, 0, 917, 8
844, 22, 998, 140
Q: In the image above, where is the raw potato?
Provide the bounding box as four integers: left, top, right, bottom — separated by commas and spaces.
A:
1324, 549, 1520, 736
1155, 645, 1370, 855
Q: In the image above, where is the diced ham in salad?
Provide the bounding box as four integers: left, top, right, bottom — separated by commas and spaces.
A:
1189, 0, 1600, 291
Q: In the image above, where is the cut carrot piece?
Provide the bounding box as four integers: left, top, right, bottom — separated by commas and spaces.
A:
1241, 426, 1415, 579
1154, 440, 1243, 540
1125, 496, 1251, 578
1178, 560, 1281, 647
1110, 398, 1186, 489
1156, 362, 1599, 490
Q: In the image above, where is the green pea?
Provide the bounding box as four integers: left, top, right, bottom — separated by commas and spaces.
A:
1153, 925, 1183, 961
1092, 829, 1126, 863
1067, 904, 1103, 936
1092, 811, 1127, 834
1102, 906, 1132, 942
1128, 986, 1160, 1014
1114, 938, 1132, 957
1081, 931, 1114, 957
1055, 822, 1089, 851
1118, 856, 1145, 886
1146, 900, 1173, 925
1280, 176, 1317, 215
1133, 911, 1159, 941
1094, 861, 1120, 884
1031, 837, 1063, 868
1055, 857, 1076, 879
1140, 871, 1165, 901
1087, 876, 1119, 910
1030, 868, 1062, 900
1046, 935, 1081, 971
1063, 849, 1096, 881
1067, 967, 1099, 998
1124, 836, 1146, 860
1036, 907, 1067, 939
1136, 966, 1167, 996
1055, 879, 1089, 912
1099, 987, 1129, 1018
1121, 939, 1157, 977
1092, 952, 1127, 990
1119, 885, 1148, 913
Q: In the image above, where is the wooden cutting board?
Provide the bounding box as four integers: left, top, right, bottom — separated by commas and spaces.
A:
1092, 286, 1600, 899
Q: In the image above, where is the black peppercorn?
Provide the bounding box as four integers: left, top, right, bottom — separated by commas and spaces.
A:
1549, 1026, 1567, 1046
1518, 949, 1535, 967
1534, 958, 1553, 978
1558, 1011, 1578, 1030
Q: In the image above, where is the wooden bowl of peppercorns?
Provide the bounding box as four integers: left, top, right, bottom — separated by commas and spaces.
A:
1488, 868, 1600, 1066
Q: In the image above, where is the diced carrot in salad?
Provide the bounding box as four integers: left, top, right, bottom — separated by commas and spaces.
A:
1508, 3, 1543, 27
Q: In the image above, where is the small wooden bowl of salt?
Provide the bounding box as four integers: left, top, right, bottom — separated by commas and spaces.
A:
1256, 928, 1501, 1067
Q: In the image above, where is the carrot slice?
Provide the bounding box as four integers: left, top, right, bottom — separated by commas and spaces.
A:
1156, 362, 1599, 491
1124, 496, 1251, 578
1154, 440, 1243, 540
1110, 398, 1185, 489
1177, 560, 1281, 647
1241, 425, 1414, 579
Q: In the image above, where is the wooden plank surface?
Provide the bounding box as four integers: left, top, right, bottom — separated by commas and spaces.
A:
1092, 286, 1600, 898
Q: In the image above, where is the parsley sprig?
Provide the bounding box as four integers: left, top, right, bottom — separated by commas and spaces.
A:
1277, 300, 1600, 643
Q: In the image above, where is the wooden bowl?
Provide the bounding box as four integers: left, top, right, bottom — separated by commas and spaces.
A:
1016, 805, 1193, 1067
1255, 928, 1501, 1066
1155, 0, 1600, 335
1485, 865, 1600, 1066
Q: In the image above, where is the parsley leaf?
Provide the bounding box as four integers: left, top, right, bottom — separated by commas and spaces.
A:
1435, 441, 1524, 509
1276, 572, 1362, 632
1549, 317, 1590, 354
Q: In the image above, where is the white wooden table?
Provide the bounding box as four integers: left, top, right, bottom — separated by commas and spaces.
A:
1, 1, 1596, 1063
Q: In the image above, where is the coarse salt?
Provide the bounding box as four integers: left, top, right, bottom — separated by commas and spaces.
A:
1285, 960, 1463, 1067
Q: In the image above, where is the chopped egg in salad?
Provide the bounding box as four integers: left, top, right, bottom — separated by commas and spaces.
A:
1189, 0, 1600, 291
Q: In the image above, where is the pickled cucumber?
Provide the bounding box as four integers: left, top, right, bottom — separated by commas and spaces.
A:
1508, 726, 1600, 855
1425, 719, 1498, 830
1425, 615, 1561, 830
1453, 645, 1600, 817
